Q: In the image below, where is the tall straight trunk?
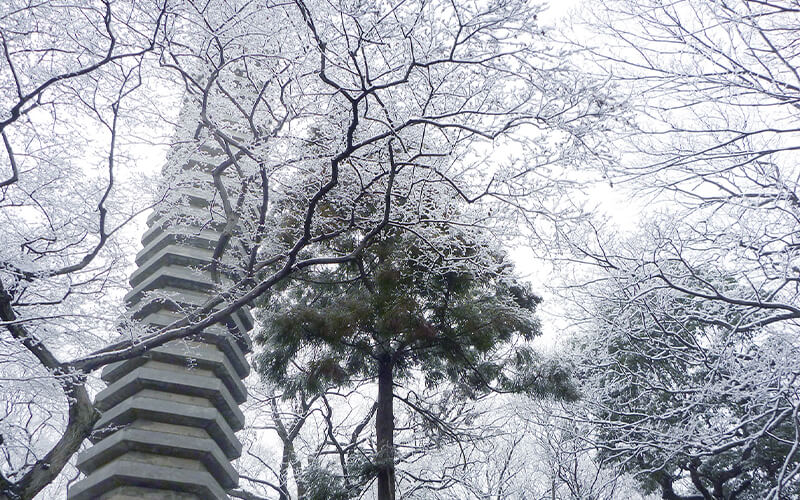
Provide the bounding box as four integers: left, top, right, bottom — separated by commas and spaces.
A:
376, 355, 395, 500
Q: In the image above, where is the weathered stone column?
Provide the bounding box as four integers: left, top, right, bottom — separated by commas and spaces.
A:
68, 148, 253, 499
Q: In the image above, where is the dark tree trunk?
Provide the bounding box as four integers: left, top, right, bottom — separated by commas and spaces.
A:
1, 382, 99, 500
375, 355, 395, 500
659, 474, 705, 500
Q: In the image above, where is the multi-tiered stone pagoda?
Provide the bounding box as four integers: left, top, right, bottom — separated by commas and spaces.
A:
68, 144, 254, 499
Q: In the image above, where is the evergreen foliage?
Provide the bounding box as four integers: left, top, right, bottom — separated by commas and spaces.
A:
256, 228, 577, 498
257, 230, 575, 400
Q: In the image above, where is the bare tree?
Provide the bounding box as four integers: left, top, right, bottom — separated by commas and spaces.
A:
234, 381, 376, 500
565, 256, 800, 499
236, 375, 522, 499
0, 2, 170, 497
556, 1, 800, 498
392, 395, 650, 500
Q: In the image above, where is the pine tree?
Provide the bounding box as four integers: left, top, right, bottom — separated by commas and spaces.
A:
256, 229, 577, 499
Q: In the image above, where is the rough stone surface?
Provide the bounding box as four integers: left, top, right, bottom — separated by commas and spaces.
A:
98, 487, 202, 500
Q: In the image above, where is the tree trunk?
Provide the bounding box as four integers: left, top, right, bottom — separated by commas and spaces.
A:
375, 356, 395, 500
2, 382, 98, 500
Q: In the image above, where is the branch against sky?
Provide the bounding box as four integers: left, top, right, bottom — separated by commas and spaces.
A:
565, 258, 800, 499
552, 1, 800, 498
564, 0, 800, 372
0, 0, 617, 497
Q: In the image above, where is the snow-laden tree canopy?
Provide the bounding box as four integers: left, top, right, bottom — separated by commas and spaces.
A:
0, 1, 615, 498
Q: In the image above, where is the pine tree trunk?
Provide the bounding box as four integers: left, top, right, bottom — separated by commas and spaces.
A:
376, 355, 395, 500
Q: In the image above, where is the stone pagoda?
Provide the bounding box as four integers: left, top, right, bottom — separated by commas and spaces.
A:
68, 143, 254, 499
